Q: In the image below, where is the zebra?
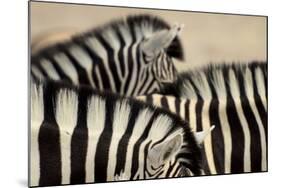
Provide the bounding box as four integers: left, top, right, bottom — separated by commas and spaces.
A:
30, 80, 213, 187
31, 14, 185, 96
137, 61, 267, 175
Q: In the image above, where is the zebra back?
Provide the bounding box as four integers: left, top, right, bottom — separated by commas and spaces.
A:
137, 61, 268, 175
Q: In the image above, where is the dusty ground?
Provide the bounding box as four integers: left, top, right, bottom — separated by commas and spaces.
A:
30, 1, 267, 71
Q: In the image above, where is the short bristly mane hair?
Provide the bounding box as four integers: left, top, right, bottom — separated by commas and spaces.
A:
32, 14, 184, 61
162, 61, 267, 98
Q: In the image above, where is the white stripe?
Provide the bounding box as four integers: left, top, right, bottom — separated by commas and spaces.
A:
188, 100, 197, 132
218, 99, 232, 173
86, 37, 116, 91
162, 58, 168, 78
40, 59, 60, 80
212, 69, 232, 173
244, 67, 267, 171
152, 94, 162, 108
69, 45, 95, 87
53, 53, 79, 85
228, 69, 251, 172
195, 73, 217, 174
183, 83, 197, 131
30, 83, 44, 187
179, 98, 186, 120
255, 67, 267, 111
85, 96, 106, 182
107, 100, 131, 181
201, 99, 217, 174
31, 65, 44, 80
55, 89, 79, 185
167, 96, 176, 114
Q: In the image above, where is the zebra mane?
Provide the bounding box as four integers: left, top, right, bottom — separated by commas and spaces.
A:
174, 61, 267, 100
32, 14, 184, 60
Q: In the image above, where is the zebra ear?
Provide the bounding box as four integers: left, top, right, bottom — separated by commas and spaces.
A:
142, 23, 184, 58
194, 125, 215, 145
148, 134, 183, 165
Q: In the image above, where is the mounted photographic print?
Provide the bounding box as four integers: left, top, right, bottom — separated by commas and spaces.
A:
29, 1, 268, 187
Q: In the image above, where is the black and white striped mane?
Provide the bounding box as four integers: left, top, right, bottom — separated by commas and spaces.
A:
164, 61, 267, 99
32, 14, 184, 61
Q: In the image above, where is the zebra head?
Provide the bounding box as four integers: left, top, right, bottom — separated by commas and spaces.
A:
112, 111, 207, 181
144, 123, 213, 179
141, 23, 184, 85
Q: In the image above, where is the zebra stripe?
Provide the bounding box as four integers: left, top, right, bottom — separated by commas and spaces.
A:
30, 80, 203, 187
137, 61, 268, 175
31, 15, 184, 96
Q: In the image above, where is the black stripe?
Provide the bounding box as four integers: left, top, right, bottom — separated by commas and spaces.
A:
95, 33, 121, 92
123, 23, 136, 95
94, 97, 114, 182
252, 67, 267, 140
175, 98, 181, 115
166, 161, 177, 177
70, 87, 90, 184
160, 96, 169, 111
237, 70, 262, 172
131, 112, 155, 179
195, 99, 210, 174
131, 44, 142, 95
184, 100, 190, 122
38, 82, 61, 186
146, 95, 153, 106
209, 99, 225, 174
207, 73, 225, 174
187, 79, 211, 174
115, 28, 126, 77
223, 70, 245, 173
115, 103, 140, 175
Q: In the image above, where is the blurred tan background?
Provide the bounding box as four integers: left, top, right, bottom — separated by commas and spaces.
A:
30, 1, 267, 70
